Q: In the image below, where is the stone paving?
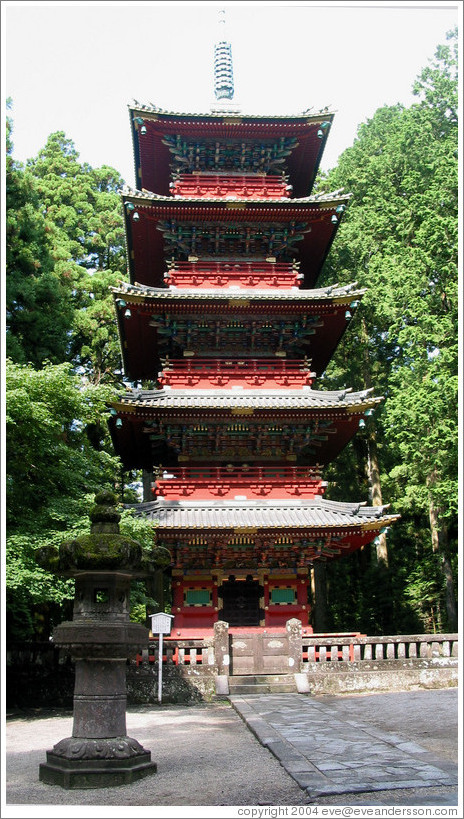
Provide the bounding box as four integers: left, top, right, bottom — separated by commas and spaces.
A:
229, 693, 459, 800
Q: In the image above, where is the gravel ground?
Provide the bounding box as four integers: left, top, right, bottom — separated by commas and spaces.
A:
4, 701, 312, 809
3, 688, 460, 815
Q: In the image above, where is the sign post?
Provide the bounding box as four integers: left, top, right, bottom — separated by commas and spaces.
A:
149, 613, 174, 703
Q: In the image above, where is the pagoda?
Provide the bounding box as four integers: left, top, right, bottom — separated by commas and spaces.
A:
109, 12, 398, 635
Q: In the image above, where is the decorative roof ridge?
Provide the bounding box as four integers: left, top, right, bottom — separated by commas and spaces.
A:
111, 280, 366, 301
120, 186, 352, 206
124, 496, 400, 519
128, 100, 337, 121
135, 387, 350, 398
116, 385, 383, 406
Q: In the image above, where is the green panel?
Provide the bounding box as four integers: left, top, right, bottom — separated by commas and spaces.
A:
270, 588, 296, 604
185, 589, 211, 606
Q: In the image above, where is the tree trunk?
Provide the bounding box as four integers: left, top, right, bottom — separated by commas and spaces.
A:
360, 317, 389, 567
312, 561, 330, 632
142, 468, 153, 502
148, 570, 165, 615
428, 489, 457, 631
366, 430, 389, 566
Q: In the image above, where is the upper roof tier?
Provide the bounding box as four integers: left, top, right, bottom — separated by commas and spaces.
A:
122, 188, 349, 289
111, 279, 364, 380
108, 386, 382, 471
129, 103, 334, 197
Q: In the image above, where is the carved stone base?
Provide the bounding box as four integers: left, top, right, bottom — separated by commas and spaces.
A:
39, 736, 157, 789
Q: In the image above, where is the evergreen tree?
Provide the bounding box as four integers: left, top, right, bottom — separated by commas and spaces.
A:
5, 359, 121, 639
26, 131, 127, 382
319, 29, 458, 631
5, 102, 74, 366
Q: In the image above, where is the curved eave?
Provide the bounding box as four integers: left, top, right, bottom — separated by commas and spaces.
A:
125, 496, 400, 536
112, 386, 382, 413
130, 101, 336, 123
111, 281, 365, 303
112, 284, 363, 381
122, 191, 350, 289
108, 392, 381, 472
129, 104, 335, 196
123, 188, 349, 207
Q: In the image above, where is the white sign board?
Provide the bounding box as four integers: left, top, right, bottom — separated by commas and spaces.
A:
149, 613, 174, 703
150, 612, 174, 635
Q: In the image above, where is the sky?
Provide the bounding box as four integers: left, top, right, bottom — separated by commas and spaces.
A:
3, 0, 461, 187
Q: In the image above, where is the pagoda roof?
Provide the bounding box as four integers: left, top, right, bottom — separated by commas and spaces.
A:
109, 386, 381, 471
112, 280, 363, 304
114, 386, 380, 413
122, 188, 350, 288
130, 100, 335, 124
112, 280, 363, 381
125, 496, 399, 535
129, 102, 335, 197
123, 186, 349, 208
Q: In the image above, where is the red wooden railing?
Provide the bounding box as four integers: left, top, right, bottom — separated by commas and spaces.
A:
158, 357, 314, 388
153, 465, 326, 499
170, 173, 291, 200
163, 260, 302, 289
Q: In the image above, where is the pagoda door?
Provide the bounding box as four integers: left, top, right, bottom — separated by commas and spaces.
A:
220, 577, 262, 627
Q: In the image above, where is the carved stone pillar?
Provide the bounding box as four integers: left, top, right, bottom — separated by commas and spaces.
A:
286, 617, 302, 673
213, 619, 230, 695
36, 491, 158, 789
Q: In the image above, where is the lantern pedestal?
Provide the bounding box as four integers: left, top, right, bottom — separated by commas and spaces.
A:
37, 492, 158, 789
39, 740, 156, 790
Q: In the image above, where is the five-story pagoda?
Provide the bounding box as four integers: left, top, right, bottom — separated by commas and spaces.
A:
109, 13, 398, 635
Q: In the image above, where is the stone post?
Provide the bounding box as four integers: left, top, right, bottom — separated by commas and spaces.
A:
286, 617, 310, 694
213, 620, 230, 695
36, 491, 158, 789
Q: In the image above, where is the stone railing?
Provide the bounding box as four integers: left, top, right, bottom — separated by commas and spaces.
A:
7, 626, 459, 706
299, 632, 459, 695
131, 627, 458, 698
132, 630, 459, 671
301, 633, 458, 663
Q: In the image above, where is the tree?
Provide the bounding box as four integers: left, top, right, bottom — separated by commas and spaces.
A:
6, 115, 127, 379
319, 29, 458, 631
5, 359, 121, 639
26, 132, 127, 382
5, 102, 74, 367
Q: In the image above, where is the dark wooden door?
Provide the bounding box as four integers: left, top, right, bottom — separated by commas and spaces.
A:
220, 579, 261, 627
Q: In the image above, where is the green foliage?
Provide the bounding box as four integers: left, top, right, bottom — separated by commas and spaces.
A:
6, 105, 74, 367
26, 132, 127, 382
6, 112, 127, 381
6, 359, 119, 522
118, 510, 169, 622
72, 267, 126, 384
320, 29, 458, 631
5, 359, 121, 639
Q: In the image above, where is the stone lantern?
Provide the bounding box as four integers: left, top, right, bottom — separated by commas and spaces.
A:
37, 490, 158, 789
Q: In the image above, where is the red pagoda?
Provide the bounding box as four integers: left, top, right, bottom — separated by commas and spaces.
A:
109, 14, 398, 636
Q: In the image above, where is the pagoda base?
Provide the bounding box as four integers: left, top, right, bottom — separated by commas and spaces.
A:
39, 737, 157, 789
171, 567, 310, 632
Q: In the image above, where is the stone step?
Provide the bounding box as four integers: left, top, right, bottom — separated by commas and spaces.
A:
230, 674, 293, 685
228, 673, 297, 694
229, 682, 296, 694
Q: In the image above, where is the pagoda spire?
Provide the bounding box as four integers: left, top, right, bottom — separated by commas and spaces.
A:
213, 9, 235, 104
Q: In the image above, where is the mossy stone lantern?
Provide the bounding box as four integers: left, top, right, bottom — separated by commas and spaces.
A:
37, 490, 158, 789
